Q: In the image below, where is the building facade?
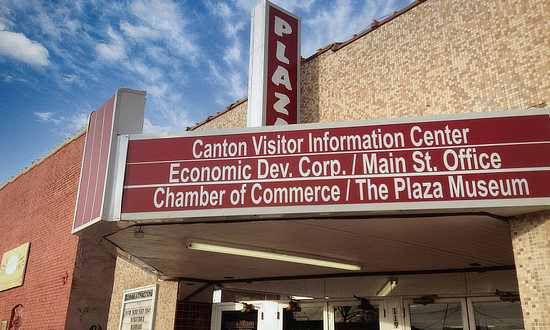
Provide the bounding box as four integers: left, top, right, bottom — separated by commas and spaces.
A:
106, 0, 550, 329
0, 133, 116, 329
0, 0, 548, 329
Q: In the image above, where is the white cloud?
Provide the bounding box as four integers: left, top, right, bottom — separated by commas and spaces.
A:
95, 26, 127, 61
34, 111, 55, 122
33, 111, 88, 134
223, 21, 245, 38
62, 74, 84, 86
96, 42, 126, 61
145, 95, 194, 133
126, 0, 198, 58
216, 2, 232, 18
64, 19, 81, 35
0, 29, 49, 66
2, 74, 27, 83
302, 0, 354, 55
145, 46, 171, 64
126, 60, 163, 83
208, 60, 247, 103
147, 83, 169, 98
70, 113, 89, 130
270, 0, 316, 12
206, 1, 245, 39
120, 21, 159, 40
204, 0, 248, 103
228, 72, 246, 97
234, 0, 315, 13
143, 118, 175, 133
233, 0, 258, 11
33, 111, 63, 124
223, 43, 241, 64
36, 9, 60, 39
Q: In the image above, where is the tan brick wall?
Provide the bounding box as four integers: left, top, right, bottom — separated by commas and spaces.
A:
300, 0, 549, 123
195, 102, 248, 131
510, 214, 550, 329
107, 257, 178, 330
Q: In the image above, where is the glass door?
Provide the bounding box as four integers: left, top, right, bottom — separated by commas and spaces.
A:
212, 302, 263, 330
329, 300, 381, 330
282, 303, 327, 330
280, 300, 383, 330
466, 297, 524, 330
404, 297, 525, 330
405, 298, 469, 330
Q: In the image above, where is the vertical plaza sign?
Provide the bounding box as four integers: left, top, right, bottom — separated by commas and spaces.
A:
120, 110, 550, 220
247, 1, 300, 127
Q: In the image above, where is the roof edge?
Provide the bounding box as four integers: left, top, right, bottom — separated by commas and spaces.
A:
0, 128, 86, 191
186, 0, 428, 131
304, 0, 427, 62
187, 96, 248, 131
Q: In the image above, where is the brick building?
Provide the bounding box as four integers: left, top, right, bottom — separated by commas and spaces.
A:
1, 0, 548, 329
0, 133, 115, 329
105, 1, 550, 329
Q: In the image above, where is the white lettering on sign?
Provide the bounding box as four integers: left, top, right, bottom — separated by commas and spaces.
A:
299, 157, 342, 177
363, 153, 407, 174
122, 111, 550, 217
271, 66, 292, 91
448, 176, 529, 198
410, 125, 470, 147
168, 162, 252, 183
154, 186, 227, 208
308, 130, 406, 152
355, 179, 389, 201
269, 12, 298, 125
250, 183, 340, 204
273, 92, 290, 116
274, 16, 292, 36
252, 135, 304, 155
276, 41, 289, 64
443, 149, 501, 170
393, 178, 444, 200
192, 139, 247, 158
145, 120, 537, 208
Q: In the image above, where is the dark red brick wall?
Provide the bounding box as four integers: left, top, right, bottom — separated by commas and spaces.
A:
0, 133, 85, 328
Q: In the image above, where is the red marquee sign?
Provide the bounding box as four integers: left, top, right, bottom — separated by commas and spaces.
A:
120, 110, 550, 220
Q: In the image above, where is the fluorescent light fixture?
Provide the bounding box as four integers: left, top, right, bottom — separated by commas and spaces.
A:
184, 239, 361, 271
291, 296, 314, 300
377, 279, 398, 296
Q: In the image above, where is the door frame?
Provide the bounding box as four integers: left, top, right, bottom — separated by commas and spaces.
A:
211, 301, 266, 330
328, 299, 384, 330
403, 297, 469, 330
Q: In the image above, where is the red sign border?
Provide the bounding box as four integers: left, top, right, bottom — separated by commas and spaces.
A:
120, 109, 550, 221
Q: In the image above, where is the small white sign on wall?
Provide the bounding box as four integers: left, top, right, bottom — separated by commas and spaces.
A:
119, 284, 157, 330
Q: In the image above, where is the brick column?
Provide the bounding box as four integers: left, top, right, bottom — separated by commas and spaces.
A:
106, 257, 178, 330
509, 212, 550, 329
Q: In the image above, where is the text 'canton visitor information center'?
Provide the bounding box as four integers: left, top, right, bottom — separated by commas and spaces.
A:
121, 111, 550, 218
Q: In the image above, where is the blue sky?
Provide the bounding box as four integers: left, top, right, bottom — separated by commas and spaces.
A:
0, 0, 413, 184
